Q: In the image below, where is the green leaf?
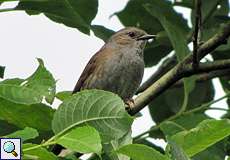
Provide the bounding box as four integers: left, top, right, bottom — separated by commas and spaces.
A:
160, 121, 185, 138
149, 81, 214, 124
24, 58, 56, 104
23, 143, 57, 160
191, 0, 229, 28
160, 113, 210, 137
52, 89, 133, 142
13, 0, 98, 34
160, 114, 211, 138
4, 127, 39, 142
117, 0, 189, 35
0, 120, 19, 136
212, 49, 230, 107
135, 139, 165, 154
0, 66, 5, 78
0, 59, 56, 105
91, 25, 115, 42
117, 144, 169, 160
162, 116, 226, 160
192, 142, 226, 160
0, 84, 42, 104
0, 98, 54, 131
168, 141, 190, 160
104, 131, 132, 160
173, 0, 193, 8
56, 91, 72, 101
56, 126, 102, 154
144, 39, 172, 67
144, 3, 189, 60
145, 2, 194, 112
171, 119, 230, 157
1, 78, 24, 85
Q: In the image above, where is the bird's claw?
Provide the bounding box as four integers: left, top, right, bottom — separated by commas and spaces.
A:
125, 98, 135, 111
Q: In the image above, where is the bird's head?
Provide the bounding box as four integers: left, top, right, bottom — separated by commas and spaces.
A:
107, 27, 156, 51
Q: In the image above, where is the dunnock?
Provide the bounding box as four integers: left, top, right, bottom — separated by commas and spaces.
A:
73, 27, 155, 107
52, 27, 155, 155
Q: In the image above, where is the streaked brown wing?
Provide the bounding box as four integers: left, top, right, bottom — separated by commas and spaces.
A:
72, 45, 107, 93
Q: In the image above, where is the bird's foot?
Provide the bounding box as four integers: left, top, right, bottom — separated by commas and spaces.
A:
125, 98, 135, 111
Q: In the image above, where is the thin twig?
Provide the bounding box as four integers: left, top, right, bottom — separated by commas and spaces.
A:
193, 0, 202, 68
173, 69, 230, 88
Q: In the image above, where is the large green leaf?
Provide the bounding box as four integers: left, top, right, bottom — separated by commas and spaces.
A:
56, 126, 102, 154
23, 143, 57, 160
117, 144, 169, 160
52, 90, 133, 142
171, 119, 230, 157
160, 114, 211, 138
192, 142, 226, 160
144, 3, 189, 59
160, 115, 226, 160
0, 66, 5, 78
145, 2, 195, 114
0, 59, 56, 105
149, 81, 214, 124
0, 98, 54, 131
3, 0, 98, 34
4, 127, 39, 142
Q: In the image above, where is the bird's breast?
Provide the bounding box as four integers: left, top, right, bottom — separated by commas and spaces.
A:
102, 51, 144, 99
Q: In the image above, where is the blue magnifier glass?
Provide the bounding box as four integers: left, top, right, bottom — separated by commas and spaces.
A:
3, 141, 18, 157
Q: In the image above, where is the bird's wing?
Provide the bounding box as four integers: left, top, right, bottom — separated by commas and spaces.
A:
72, 45, 107, 93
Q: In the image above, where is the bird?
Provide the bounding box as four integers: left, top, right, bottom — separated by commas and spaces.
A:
52, 27, 155, 155
73, 27, 155, 109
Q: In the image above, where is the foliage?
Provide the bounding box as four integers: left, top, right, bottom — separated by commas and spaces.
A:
0, 0, 230, 159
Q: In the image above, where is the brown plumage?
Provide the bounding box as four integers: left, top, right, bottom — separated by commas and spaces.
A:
73, 27, 155, 102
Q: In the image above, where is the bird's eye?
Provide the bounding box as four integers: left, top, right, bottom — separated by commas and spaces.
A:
127, 32, 135, 38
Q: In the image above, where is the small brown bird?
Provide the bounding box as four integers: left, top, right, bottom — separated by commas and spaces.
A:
52, 27, 155, 155
73, 27, 155, 107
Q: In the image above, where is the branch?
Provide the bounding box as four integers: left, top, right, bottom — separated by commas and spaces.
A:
183, 59, 230, 76
138, 1, 224, 93
173, 69, 230, 88
189, 22, 230, 62
193, 0, 202, 68
128, 22, 230, 115
136, 55, 177, 93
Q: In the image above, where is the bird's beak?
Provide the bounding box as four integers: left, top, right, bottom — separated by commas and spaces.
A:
137, 34, 156, 41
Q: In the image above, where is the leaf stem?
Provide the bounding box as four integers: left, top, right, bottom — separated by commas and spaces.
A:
23, 141, 56, 152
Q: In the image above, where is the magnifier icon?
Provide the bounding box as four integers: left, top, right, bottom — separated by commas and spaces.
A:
3, 141, 18, 157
